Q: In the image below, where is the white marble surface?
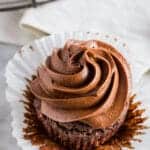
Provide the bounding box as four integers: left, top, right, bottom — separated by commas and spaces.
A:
0, 43, 20, 150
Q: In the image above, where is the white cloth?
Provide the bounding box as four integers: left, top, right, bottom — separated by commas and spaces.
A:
20, 0, 150, 63
0, 0, 47, 44
0, 10, 36, 45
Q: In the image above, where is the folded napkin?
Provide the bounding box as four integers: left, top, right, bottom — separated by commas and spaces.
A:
21, 0, 150, 60
0, 10, 35, 44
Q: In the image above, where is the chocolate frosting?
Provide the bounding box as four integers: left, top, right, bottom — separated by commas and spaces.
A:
30, 40, 132, 129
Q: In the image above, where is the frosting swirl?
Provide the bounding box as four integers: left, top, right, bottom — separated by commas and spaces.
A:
30, 40, 131, 129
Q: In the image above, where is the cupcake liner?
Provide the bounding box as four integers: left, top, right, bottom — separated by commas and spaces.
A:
33, 99, 123, 150
5, 31, 149, 150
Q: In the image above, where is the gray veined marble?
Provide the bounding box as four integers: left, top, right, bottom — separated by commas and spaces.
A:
0, 43, 21, 150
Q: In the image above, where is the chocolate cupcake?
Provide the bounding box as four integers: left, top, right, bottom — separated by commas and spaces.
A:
30, 39, 131, 150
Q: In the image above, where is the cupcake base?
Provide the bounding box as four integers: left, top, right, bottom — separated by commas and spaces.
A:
34, 99, 124, 150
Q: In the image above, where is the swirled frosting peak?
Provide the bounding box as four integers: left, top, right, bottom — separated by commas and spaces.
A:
30, 39, 132, 129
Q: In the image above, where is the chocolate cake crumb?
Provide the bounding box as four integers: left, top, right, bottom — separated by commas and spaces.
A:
23, 85, 148, 150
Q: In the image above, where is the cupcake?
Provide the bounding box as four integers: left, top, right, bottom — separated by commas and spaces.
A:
29, 39, 131, 150
5, 32, 148, 150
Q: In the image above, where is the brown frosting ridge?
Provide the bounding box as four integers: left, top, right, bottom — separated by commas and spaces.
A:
30, 39, 132, 129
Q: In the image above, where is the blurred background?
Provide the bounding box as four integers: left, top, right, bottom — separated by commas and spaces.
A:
0, 0, 150, 149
